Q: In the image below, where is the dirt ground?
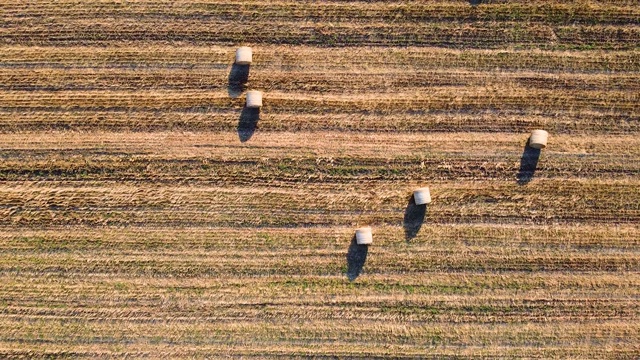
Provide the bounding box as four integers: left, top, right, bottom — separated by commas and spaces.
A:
1, 1, 639, 358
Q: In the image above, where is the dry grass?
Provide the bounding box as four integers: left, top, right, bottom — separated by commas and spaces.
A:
0, 0, 639, 358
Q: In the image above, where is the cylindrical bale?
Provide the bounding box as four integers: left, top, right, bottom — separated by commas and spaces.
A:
235, 47, 252, 65
529, 130, 549, 149
413, 187, 431, 205
355, 227, 373, 245
246, 90, 263, 108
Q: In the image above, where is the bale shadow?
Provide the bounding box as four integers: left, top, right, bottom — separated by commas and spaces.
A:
517, 137, 541, 185
237, 107, 260, 142
403, 195, 427, 241
346, 235, 368, 281
469, 0, 482, 5
228, 63, 250, 98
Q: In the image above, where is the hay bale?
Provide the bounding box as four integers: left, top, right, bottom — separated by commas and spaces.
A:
413, 187, 431, 205
529, 130, 549, 149
246, 90, 263, 108
355, 227, 373, 245
235, 47, 252, 65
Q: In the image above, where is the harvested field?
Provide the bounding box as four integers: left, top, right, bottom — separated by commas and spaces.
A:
1, 0, 639, 358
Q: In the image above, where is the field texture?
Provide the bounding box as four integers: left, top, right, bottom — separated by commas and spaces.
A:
1, 0, 639, 358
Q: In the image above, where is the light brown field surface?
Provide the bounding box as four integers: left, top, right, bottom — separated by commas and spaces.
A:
1, 0, 639, 358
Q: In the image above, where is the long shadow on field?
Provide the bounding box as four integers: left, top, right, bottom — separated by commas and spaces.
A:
469, 0, 482, 5
403, 195, 427, 241
517, 138, 541, 185
346, 235, 368, 281
237, 107, 260, 142
228, 63, 250, 98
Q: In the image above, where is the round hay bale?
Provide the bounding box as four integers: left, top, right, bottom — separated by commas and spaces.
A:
355, 227, 373, 245
246, 90, 263, 108
235, 47, 252, 65
529, 130, 549, 149
413, 187, 431, 205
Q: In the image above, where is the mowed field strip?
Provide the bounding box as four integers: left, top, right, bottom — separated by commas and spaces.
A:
1, 0, 639, 358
